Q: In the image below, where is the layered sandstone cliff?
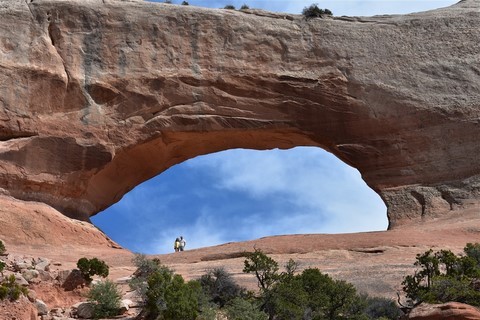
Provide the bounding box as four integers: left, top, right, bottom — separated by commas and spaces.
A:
0, 0, 479, 226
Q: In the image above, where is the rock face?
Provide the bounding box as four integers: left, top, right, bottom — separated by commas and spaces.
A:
0, 0, 479, 226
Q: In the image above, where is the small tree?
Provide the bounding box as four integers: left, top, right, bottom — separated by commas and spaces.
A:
88, 279, 122, 318
243, 249, 279, 291
224, 5, 236, 10
181, 1, 189, 5
77, 257, 109, 284
240, 4, 250, 10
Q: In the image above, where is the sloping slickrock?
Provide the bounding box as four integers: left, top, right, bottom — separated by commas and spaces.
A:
0, 0, 479, 228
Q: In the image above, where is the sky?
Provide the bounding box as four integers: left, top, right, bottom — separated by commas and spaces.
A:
91, 0, 459, 254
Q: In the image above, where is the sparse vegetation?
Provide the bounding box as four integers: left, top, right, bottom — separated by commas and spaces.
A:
88, 279, 122, 318
302, 3, 333, 19
240, 4, 250, 10
402, 243, 480, 307
128, 251, 402, 319
77, 257, 109, 284
164, 0, 172, 3
243, 249, 401, 320
224, 4, 236, 10
0, 275, 28, 301
181, 1, 189, 5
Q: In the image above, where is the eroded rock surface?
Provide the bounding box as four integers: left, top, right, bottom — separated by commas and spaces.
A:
0, 0, 479, 226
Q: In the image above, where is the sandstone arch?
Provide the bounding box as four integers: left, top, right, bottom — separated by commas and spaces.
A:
0, 0, 479, 227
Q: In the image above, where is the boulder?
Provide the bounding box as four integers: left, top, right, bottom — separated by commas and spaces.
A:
22, 269, 40, 283
408, 302, 480, 320
35, 299, 49, 316
74, 301, 95, 319
14, 273, 29, 286
35, 257, 51, 272
57, 269, 86, 291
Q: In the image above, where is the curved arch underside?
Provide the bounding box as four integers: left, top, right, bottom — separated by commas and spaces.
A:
0, 0, 479, 227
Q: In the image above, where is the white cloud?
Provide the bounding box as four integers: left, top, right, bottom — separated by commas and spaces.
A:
187, 147, 388, 237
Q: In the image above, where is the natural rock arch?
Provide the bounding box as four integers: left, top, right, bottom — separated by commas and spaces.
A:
0, 0, 479, 227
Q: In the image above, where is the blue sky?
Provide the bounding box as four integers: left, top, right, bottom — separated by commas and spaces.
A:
91, 0, 458, 254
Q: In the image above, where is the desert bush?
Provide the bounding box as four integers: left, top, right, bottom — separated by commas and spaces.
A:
224, 5, 235, 10
465, 242, 480, 266
240, 4, 250, 10
88, 279, 122, 318
0, 274, 28, 301
363, 295, 403, 319
225, 297, 268, 320
77, 257, 109, 283
130, 254, 170, 303
200, 267, 243, 307
0, 261, 5, 274
302, 3, 333, 19
0, 240, 5, 255
181, 1, 189, 5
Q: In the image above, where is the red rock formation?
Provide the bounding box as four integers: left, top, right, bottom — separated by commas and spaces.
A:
408, 302, 480, 320
0, 0, 479, 227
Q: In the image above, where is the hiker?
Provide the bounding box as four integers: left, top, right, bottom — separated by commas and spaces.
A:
174, 237, 180, 252
179, 236, 186, 251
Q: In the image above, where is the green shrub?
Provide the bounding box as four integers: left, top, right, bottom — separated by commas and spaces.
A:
0, 240, 5, 255
465, 242, 480, 266
181, 1, 189, 5
240, 4, 249, 10
88, 279, 122, 318
200, 267, 243, 307
0, 261, 5, 274
0, 274, 28, 301
302, 3, 333, 19
164, 0, 172, 3
77, 257, 109, 284
224, 5, 235, 10
363, 296, 403, 319
225, 297, 268, 320
146, 267, 202, 320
